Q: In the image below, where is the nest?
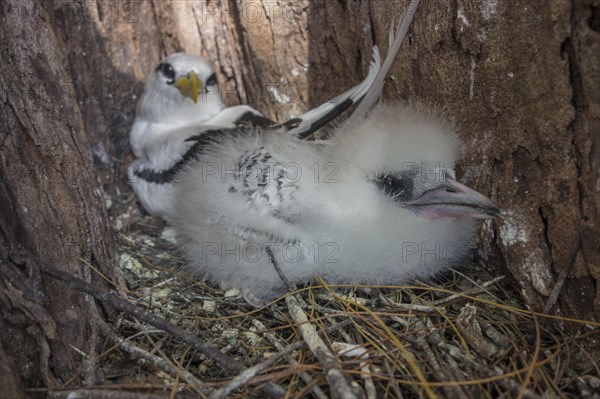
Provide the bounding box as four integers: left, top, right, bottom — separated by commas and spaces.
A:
81, 198, 600, 399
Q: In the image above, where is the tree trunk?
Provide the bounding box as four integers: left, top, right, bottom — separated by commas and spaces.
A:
368, 0, 600, 320
1, 0, 598, 392
0, 0, 120, 393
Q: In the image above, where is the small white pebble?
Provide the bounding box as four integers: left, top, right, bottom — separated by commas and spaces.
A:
202, 300, 216, 313
224, 287, 241, 298
160, 227, 178, 244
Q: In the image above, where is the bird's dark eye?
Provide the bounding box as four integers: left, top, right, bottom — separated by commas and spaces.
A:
205, 73, 217, 87
156, 62, 175, 84
376, 174, 413, 201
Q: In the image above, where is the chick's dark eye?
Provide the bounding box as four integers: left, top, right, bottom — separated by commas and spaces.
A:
156, 62, 175, 84
376, 174, 413, 201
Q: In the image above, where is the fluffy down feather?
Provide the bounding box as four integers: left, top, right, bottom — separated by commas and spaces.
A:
172, 104, 497, 306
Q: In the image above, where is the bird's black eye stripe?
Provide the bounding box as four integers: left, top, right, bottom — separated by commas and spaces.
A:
156, 62, 176, 84
205, 73, 217, 87
376, 174, 413, 202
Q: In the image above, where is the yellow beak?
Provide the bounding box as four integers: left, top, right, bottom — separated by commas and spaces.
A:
174, 71, 202, 103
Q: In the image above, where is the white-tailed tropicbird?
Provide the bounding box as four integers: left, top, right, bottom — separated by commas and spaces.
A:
170, 0, 501, 306
129, 48, 382, 220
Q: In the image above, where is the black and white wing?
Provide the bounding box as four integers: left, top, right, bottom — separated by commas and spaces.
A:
173, 45, 383, 141
348, 0, 421, 122
274, 46, 382, 139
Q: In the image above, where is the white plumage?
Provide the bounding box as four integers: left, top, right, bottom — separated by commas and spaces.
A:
129, 0, 500, 306
129, 50, 382, 220
167, 0, 499, 306
129, 53, 274, 219
172, 103, 499, 306
130, 53, 225, 159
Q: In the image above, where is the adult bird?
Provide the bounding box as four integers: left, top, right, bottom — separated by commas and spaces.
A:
129, 50, 382, 221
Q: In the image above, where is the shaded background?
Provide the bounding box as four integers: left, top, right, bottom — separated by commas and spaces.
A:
1, 0, 598, 395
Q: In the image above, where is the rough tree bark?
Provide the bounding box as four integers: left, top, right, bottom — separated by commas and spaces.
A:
0, 0, 598, 393
0, 0, 121, 396
367, 0, 600, 320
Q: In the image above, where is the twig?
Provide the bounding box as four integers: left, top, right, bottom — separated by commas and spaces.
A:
432, 276, 505, 306
265, 245, 296, 291
543, 234, 579, 314
456, 304, 499, 358
208, 361, 279, 399
435, 340, 542, 399
97, 319, 209, 397
383, 358, 404, 399
378, 294, 440, 313
416, 337, 467, 399
47, 389, 190, 399
210, 316, 351, 399
332, 341, 375, 398
253, 319, 328, 399
286, 294, 361, 399
37, 261, 285, 399
208, 315, 356, 398
492, 366, 543, 399
247, 318, 354, 373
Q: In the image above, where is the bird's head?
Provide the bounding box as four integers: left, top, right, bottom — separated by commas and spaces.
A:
135, 53, 223, 125
329, 103, 500, 221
